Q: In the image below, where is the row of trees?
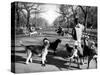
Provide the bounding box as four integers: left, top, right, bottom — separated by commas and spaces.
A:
54, 5, 97, 29
12, 2, 48, 32
12, 2, 97, 34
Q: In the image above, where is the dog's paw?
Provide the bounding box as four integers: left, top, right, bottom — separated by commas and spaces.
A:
38, 54, 42, 57
87, 66, 89, 69
45, 60, 47, 63
93, 55, 97, 59
29, 58, 32, 63
30, 59, 32, 63
78, 64, 81, 69
25, 62, 29, 64
41, 64, 46, 67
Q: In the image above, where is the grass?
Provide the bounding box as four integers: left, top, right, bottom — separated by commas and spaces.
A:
15, 28, 97, 46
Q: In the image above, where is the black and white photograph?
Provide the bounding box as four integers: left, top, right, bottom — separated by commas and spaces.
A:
11, 1, 98, 73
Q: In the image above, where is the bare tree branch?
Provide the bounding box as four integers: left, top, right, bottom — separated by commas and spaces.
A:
78, 5, 86, 15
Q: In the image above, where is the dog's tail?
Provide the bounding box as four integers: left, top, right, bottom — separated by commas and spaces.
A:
19, 41, 28, 53
19, 40, 25, 47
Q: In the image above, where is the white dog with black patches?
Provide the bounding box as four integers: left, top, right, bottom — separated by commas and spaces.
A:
19, 38, 50, 65
41, 38, 50, 66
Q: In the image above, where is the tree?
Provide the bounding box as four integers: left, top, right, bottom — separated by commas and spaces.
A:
30, 17, 49, 28
56, 5, 71, 28
56, 5, 78, 28
87, 7, 97, 29
14, 2, 26, 28
15, 2, 45, 32
78, 6, 97, 29
78, 6, 89, 28
21, 2, 38, 31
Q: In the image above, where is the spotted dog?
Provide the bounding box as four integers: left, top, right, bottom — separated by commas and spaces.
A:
19, 38, 49, 65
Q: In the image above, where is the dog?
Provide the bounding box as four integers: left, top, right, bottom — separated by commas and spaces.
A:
41, 38, 50, 66
29, 31, 38, 37
49, 39, 61, 55
56, 26, 64, 36
65, 44, 74, 57
82, 38, 97, 69
19, 38, 50, 65
65, 44, 79, 68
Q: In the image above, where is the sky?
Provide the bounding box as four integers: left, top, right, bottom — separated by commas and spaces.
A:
39, 4, 61, 25
39, 4, 77, 26
22, 3, 78, 26
21, 3, 61, 26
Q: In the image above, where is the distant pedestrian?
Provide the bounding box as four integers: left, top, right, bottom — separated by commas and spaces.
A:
56, 26, 64, 36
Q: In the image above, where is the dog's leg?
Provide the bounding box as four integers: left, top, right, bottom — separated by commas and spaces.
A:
80, 57, 84, 65
41, 55, 46, 66
87, 57, 90, 69
29, 56, 32, 63
41, 49, 48, 67
83, 57, 85, 63
30, 33, 31, 37
26, 51, 32, 64
76, 57, 78, 64
41, 52, 46, 66
78, 57, 83, 69
68, 58, 72, 68
54, 51, 56, 55
77, 57, 80, 69
53, 49, 56, 55
37, 53, 42, 57
93, 55, 97, 68
95, 58, 97, 68
87, 56, 92, 69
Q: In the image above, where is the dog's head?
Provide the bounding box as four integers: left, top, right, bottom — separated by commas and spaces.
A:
43, 38, 50, 46
56, 39, 61, 43
65, 44, 70, 50
65, 43, 74, 49
65, 43, 74, 53
65, 43, 69, 48
43, 38, 48, 42
84, 35, 89, 41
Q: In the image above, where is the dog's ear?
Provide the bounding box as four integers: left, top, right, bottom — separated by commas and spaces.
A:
59, 39, 61, 42
43, 38, 48, 42
43, 38, 50, 46
95, 43, 97, 47
65, 43, 68, 47
57, 39, 61, 42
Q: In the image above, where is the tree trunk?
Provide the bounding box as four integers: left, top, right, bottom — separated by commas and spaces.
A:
84, 7, 88, 32
78, 6, 88, 32
16, 2, 20, 27
26, 11, 31, 32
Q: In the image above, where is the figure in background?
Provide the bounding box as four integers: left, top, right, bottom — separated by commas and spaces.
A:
72, 18, 85, 65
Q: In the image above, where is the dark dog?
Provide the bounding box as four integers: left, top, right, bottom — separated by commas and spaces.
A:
82, 38, 97, 69
49, 39, 61, 55
56, 26, 64, 36
65, 44, 74, 57
56, 30, 64, 36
